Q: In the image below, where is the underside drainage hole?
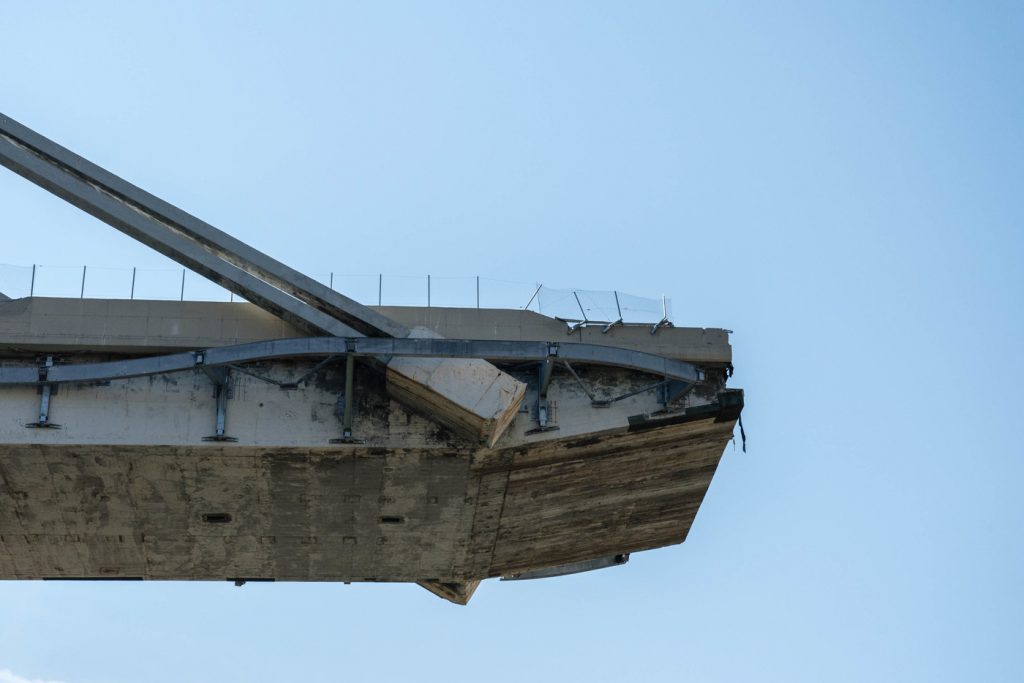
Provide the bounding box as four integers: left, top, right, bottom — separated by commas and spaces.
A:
379, 516, 404, 525
202, 513, 233, 524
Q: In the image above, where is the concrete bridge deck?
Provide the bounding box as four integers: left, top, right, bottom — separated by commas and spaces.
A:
0, 297, 740, 604
0, 113, 741, 604
0, 297, 732, 364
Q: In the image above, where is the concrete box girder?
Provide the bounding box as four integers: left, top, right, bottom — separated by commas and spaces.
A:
0, 350, 741, 602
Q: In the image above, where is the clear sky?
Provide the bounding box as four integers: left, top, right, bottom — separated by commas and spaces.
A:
1, 2, 1022, 681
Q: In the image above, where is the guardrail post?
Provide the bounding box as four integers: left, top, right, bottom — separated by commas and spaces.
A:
524, 283, 541, 311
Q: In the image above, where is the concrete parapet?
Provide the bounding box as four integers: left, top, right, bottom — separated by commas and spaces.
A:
0, 298, 732, 364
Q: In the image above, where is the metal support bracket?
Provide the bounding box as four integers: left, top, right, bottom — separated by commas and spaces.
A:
537, 357, 554, 429
278, 355, 337, 390
25, 356, 60, 429
330, 354, 364, 444
660, 379, 694, 406
201, 366, 236, 442
602, 318, 623, 334
650, 316, 673, 335
561, 360, 601, 406
527, 343, 560, 434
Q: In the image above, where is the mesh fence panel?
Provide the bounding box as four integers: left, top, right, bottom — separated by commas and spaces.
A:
615, 290, 669, 323
535, 286, 668, 323
0, 264, 672, 324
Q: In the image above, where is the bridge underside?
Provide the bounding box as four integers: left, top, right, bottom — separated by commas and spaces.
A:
0, 299, 740, 604
0, 114, 742, 604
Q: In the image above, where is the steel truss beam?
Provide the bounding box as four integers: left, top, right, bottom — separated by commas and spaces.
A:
0, 338, 703, 387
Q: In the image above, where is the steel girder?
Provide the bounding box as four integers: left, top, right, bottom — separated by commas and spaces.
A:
0, 337, 703, 387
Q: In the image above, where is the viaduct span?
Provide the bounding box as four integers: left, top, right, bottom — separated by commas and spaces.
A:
0, 114, 742, 604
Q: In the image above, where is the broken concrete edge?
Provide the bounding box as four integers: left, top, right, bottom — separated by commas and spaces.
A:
0, 292, 9, 301
386, 359, 526, 447
385, 326, 525, 446
417, 579, 481, 605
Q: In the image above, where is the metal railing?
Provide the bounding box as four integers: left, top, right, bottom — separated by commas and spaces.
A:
0, 263, 672, 327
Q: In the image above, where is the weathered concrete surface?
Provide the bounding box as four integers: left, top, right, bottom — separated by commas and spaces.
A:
386, 328, 526, 449
0, 356, 739, 588
417, 579, 480, 605
386, 361, 524, 449
0, 358, 718, 449
0, 298, 527, 446
0, 298, 732, 364
0, 419, 736, 583
0, 297, 741, 603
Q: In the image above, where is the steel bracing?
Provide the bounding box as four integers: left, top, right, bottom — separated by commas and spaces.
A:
0, 337, 702, 387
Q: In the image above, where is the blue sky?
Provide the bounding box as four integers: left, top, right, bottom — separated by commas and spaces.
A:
1, 2, 1022, 681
